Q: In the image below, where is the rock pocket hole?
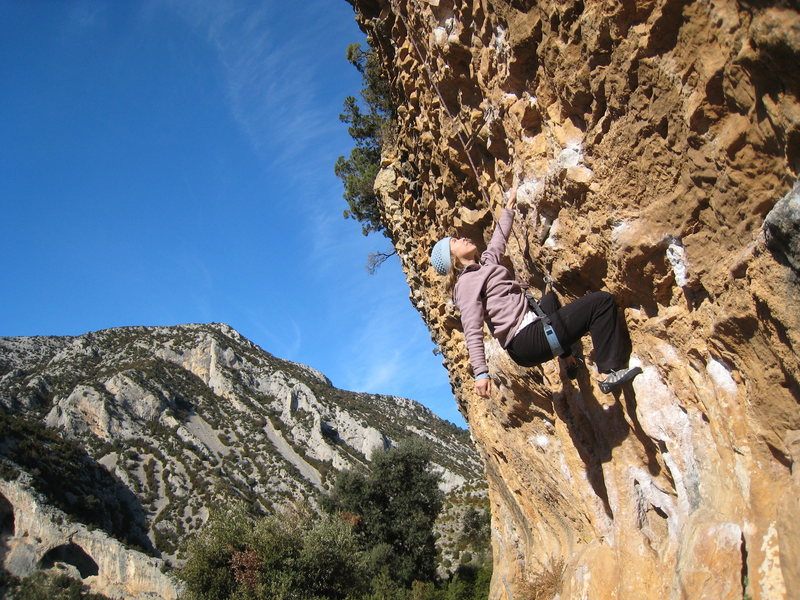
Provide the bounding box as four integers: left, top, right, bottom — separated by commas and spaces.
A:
0, 492, 14, 537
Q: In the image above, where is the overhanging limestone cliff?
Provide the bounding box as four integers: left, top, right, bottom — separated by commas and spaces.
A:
347, 1, 800, 598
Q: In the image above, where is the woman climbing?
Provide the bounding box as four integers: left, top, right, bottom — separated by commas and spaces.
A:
430, 179, 642, 399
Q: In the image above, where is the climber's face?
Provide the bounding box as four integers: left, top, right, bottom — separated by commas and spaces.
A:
451, 237, 478, 266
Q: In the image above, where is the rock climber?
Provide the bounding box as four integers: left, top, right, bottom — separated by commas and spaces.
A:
430, 179, 642, 399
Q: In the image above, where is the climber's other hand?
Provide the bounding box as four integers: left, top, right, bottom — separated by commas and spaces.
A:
475, 377, 492, 398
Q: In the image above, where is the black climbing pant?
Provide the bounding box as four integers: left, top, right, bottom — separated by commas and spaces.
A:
506, 291, 631, 373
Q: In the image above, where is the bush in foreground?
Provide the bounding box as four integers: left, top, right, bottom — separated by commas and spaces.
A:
324, 440, 444, 587
3, 570, 111, 600
178, 505, 365, 600
179, 442, 489, 600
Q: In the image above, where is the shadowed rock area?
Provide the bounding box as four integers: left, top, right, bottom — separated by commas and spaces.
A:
347, 0, 800, 598
39, 543, 100, 579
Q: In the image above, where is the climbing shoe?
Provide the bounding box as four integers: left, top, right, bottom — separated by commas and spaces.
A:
599, 366, 642, 393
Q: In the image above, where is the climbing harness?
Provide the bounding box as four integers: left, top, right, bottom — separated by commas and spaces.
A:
519, 276, 565, 358
524, 291, 565, 358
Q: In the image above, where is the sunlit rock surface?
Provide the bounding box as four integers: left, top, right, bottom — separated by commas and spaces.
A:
348, 0, 800, 598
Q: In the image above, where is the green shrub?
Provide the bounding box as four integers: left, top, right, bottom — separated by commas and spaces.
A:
409, 580, 444, 600
443, 565, 492, 600
335, 41, 396, 270
334, 44, 394, 235
178, 505, 366, 600
6, 571, 112, 600
324, 440, 443, 587
366, 568, 406, 600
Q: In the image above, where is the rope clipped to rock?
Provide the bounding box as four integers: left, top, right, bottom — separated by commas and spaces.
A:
388, 0, 553, 290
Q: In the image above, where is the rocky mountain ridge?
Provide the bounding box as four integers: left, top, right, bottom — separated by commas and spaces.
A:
347, 0, 800, 599
0, 323, 486, 598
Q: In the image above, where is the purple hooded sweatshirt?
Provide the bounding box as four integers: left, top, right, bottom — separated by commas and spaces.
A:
453, 208, 531, 377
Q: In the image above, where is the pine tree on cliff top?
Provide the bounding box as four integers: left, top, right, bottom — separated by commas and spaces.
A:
335, 42, 398, 272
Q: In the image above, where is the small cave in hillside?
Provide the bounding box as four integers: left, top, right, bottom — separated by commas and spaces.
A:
39, 542, 99, 579
320, 421, 346, 446
0, 492, 14, 537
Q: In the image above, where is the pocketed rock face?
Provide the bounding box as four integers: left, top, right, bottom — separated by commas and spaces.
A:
347, 1, 800, 599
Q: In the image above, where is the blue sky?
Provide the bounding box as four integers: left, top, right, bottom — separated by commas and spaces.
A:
0, 0, 465, 427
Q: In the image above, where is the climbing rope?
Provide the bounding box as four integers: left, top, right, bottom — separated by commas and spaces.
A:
390, 0, 492, 207
388, 0, 552, 289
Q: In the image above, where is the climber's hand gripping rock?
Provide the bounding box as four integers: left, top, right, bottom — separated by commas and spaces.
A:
505, 177, 519, 211
475, 376, 492, 398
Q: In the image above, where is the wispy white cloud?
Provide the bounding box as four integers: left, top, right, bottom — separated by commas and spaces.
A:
339, 283, 434, 391
240, 308, 303, 359
67, 1, 106, 28
158, 0, 345, 168
188, 292, 215, 324
135, 0, 463, 425
301, 174, 397, 280
305, 202, 364, 274
339, 290, 462, 424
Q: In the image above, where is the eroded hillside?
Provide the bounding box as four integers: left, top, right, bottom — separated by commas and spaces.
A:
0, 323, 485, 597
347, 0, 800, 598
